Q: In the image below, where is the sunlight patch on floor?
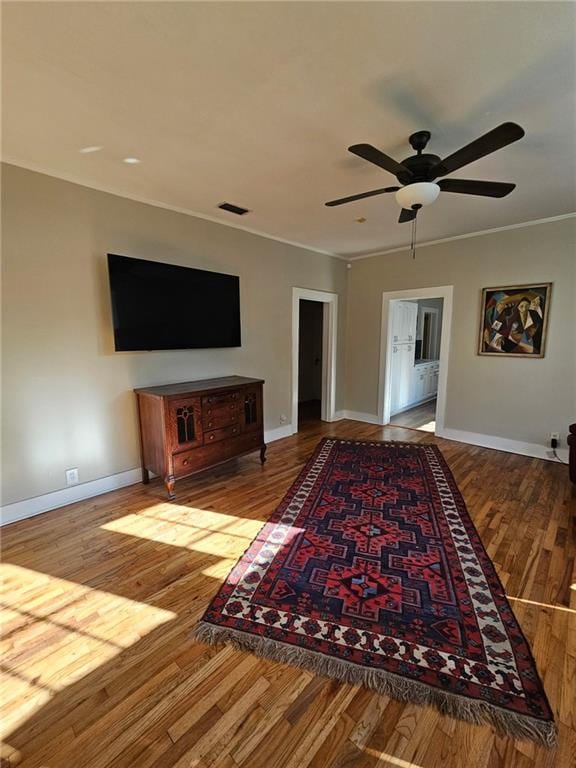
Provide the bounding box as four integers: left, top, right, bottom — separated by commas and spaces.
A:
101, 505, 264, 558
0, 563, 176, 736
416, 419, 436, 433
507, 594, 575, 614
364, 748, 424, 768
200, 523, 304, 583
201, 560, 238, 579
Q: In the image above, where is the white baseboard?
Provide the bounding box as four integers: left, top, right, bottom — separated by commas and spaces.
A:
437, 427, 570, 463
264, 424, 294, 442
340, 410, 383, 425
310, 412, 570, 465
0, 468, 143, 527
1, 425, 296, 527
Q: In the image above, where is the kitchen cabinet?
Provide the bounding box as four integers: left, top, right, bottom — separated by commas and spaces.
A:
390, 359, 440, 416
390, 301, 418, 345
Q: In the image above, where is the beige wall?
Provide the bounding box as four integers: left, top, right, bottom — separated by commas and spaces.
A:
346, 217, 575, 447
1, 164, 348, 505
3, 162, 574, 509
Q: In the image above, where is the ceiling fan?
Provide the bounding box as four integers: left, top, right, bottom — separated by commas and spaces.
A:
325, 123, 525, 223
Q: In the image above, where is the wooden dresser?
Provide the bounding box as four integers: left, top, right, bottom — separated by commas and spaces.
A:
135, 376, 265, 498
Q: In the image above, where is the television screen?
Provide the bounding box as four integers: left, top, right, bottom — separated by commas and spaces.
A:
107, 254, 241, 350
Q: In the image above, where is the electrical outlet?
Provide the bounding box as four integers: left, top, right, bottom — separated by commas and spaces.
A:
65, 468, 79, 486
549, 432, 559, 447
279, 414, 287, 424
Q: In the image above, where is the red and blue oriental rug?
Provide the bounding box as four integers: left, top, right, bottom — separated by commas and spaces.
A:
193, 438, 556, 745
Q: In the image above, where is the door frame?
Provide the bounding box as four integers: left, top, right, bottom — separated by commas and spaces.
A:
378, 285, 453, 432
292, 287, 338, 432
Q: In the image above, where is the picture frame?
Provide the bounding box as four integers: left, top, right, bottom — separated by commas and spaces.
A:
478, 283, 552, 358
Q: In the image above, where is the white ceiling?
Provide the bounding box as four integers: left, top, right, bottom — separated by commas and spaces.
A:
3, 1, 575, 258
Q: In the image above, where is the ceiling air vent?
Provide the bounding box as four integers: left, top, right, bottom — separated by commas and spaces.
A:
218, 202, 250, 215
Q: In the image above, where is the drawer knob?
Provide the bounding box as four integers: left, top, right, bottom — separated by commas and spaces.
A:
232, 428, 238, 434
209, 434, 215, 440
183, 459, 189, 466
208, 422, 213, 427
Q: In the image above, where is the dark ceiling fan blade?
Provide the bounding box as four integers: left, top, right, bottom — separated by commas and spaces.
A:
399, 208, 417, 223
438, 179, 516, 197
431, 123, 525, 177
325, 186, 399, 207
348, 144, 413, 179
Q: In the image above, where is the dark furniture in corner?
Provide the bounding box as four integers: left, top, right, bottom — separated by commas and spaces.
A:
568, 424, 576, 485
135, 376, 265, 498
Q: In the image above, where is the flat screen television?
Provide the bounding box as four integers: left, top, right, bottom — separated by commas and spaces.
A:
107, 253, 241, 351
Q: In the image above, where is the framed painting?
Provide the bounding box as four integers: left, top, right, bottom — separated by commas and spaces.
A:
478, 283, 551, 357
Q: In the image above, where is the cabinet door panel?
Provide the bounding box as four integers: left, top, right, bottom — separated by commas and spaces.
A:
390, 345, 400, 413
168, 397, 203, 451
405, 302, 418, 343
241, 387, 263, 433
417, 370, 425, 401
398, 345, 414, 410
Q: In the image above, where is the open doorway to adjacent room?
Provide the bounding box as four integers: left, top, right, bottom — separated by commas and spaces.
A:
291, 287, 338, 433
388, 298, 443, 432
379, 286, 453, 436
298, 300, 324, 425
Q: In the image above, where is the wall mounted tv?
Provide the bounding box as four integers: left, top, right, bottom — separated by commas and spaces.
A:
107, 254, 241, 351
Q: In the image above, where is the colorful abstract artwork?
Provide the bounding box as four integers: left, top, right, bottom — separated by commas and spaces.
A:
478, 283, 551, 357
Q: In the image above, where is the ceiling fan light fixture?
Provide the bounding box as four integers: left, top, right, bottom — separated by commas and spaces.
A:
395, 182, 440, 210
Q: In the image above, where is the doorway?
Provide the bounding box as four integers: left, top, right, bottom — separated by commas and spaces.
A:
378, 285, 453, 436
298, 300, 324, 425
387, 298, 443, 432
292, 287, 338, 433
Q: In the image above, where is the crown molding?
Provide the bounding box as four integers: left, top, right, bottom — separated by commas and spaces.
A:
344, 212, 576, 262
1, 158, 347, 261
4, 160, 572, 266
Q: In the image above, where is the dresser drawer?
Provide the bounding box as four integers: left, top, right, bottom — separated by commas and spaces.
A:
173, 430, 262, 478
203, 424, 240, 445
202, 391, 240, 407
173, 450, 199, 475
203, 402, 240, 429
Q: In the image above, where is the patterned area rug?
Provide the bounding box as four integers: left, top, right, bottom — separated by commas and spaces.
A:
193, 438, 556, 746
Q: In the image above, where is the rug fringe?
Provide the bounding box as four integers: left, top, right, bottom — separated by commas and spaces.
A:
192, 621, 557, 748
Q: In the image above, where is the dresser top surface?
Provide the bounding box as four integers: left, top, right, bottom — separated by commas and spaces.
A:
135, 376, 264, 397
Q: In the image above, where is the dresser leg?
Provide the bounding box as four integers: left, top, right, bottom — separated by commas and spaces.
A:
142, 467, 150, 484
164, 474, 176, 499
260, 444, 267, 464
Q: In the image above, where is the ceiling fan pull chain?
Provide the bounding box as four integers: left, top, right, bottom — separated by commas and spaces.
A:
410, 215, 417, 259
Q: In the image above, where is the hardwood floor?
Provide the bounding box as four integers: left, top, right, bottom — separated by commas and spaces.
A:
298, 400, 322, 426
389, 400, 437, 431
1, 419, 575, 768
